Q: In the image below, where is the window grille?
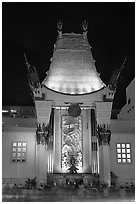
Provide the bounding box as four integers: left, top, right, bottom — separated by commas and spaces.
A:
11, 142, 27, 162
116, 143, 131, 164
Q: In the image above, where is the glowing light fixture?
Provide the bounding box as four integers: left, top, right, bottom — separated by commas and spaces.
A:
11, 109, 17, 113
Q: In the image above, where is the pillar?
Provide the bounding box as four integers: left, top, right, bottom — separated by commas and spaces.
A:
90, 108, 98, 174
99, 141, 111, 186
95, 101, 112, 186
35, 100, 53, 186
36, 143, 48, 187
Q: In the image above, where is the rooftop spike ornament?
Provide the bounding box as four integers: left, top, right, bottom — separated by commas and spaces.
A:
57, 20, 63, 39
24, 53, 30, 69
104, 57, 127, 102
82, 20, 88, 39
24, 53, 42, 100
82, 20, 88, 32
108, 57, 127, 91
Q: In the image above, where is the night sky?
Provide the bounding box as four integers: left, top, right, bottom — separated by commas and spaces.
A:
2, 2, 135, 109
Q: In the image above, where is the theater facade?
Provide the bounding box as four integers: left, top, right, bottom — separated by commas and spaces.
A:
2, 22, 135, 187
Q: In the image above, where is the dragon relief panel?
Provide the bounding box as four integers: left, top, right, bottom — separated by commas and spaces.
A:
61, 116, 83, 170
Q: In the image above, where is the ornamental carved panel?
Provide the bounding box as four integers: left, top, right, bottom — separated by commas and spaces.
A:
97, 124, 111, 146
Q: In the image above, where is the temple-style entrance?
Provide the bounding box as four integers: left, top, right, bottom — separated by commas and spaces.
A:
25, 21, 124, 187
53, 107, 100, 175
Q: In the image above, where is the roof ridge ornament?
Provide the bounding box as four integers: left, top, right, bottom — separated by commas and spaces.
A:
24, 53, 42, 100
82, 20, 88, 40
108, 57, 127, 91
57, 20, 63, 39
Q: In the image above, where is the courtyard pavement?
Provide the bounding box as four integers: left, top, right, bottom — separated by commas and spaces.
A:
2, 186, 135, 202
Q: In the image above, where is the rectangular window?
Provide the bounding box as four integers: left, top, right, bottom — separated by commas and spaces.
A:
23, 142, 27, 147
13, 142, 17, 146
11, 141, 27, 162
116, 143, 131, 164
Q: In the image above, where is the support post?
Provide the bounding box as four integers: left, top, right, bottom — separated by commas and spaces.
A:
36, 143, 48, 187
95, 102, 112, 186
35, 100, 53, 186
98, 134, 111, 186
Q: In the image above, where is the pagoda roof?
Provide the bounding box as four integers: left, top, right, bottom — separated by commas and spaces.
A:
42, 33, 105, 95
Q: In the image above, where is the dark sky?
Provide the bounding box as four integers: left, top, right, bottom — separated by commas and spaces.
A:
2, 2, 135, 109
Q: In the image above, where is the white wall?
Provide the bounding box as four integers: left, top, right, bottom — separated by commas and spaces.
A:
2, 117, 36, 128
2, 128, 36, 184
110, 132, 135, 185
118, 79, 135, 120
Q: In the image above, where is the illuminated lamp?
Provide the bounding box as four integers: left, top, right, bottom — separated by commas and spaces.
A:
11, 110, 17, 113
68, 103, 81, 117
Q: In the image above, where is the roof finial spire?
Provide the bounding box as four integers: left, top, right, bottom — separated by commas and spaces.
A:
24, 53, 31, 70
108, 57, 127, 91
57, 20, 63, 39
82, 20, 88, 40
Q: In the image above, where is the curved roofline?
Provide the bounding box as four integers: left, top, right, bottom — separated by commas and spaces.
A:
42, 85, 106, 96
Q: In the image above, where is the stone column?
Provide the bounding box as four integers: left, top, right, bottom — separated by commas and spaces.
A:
95, 102, 112, 186
35, 100, 53, 186
98, 133, 111, 186
36, 143, 48, 187
35, 123, 49, 187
